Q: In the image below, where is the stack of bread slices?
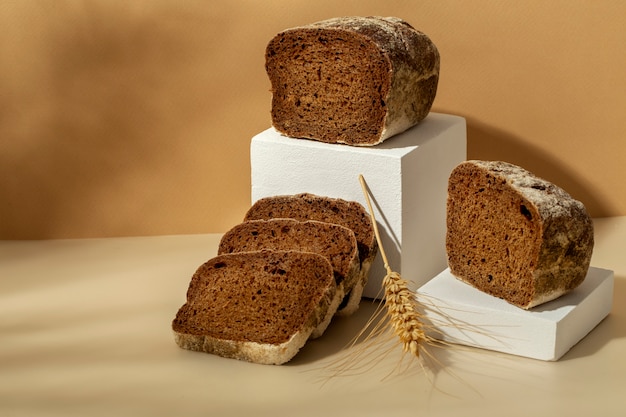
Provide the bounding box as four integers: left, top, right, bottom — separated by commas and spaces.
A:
172, 193, 377, 365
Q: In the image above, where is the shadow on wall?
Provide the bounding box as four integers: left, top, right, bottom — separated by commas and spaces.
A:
464, 117, 613, 219
0, 3, 240, 239
1, 11, 184, 238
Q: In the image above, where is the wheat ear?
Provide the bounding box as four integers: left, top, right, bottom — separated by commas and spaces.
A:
318, 176, 444, 381
358, 174, 430, 359
318, 177, 490, 386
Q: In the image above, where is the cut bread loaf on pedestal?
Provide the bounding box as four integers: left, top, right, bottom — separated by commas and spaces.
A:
172, 250, 336, 365
265, 16, 439, 146
245, 193, 377, 315
217, 218, 359, 337
446, 160, 594, 309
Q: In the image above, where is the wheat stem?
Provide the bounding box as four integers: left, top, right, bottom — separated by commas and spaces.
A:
359, 174, 426, 358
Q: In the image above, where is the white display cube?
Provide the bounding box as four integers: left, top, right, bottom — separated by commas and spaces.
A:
418, 267, 614, 361
250, 113, 466, 298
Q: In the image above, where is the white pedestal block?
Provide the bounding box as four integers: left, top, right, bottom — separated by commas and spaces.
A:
417, 267, 614, 361
251, 113, 466, 298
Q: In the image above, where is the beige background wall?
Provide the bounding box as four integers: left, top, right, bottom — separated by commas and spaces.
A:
1, 1, 624, 239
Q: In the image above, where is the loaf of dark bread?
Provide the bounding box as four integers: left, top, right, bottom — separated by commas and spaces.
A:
265, 16, 439, 146
172, 250, 336, 365
217, 218, 359, 337
244, 193, 377, 315
446, 160, 594, 309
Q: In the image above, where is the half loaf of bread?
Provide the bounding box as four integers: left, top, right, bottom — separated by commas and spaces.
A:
172, 250, 336, 365
244, 193, 377, 315
446, 160, 594, 309
217, 218, 359, 337
265, 16, 439, 146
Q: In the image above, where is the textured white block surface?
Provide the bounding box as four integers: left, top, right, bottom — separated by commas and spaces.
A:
418, 267, 614, 361
250, 113, 466, 298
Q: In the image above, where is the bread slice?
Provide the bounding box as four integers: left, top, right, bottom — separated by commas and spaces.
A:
265, 16, 439, 146
244, 193, 377, 315
172, 250, 336, 365
446, 160, 594, 309
217, 219, 359, 338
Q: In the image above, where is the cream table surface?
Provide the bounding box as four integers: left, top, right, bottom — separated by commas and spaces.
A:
1, 217, 624, 417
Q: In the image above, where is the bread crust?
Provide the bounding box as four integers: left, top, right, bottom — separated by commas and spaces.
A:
446, 160, 594, 309
173, 329, 310, 366
265, 16, 439, 146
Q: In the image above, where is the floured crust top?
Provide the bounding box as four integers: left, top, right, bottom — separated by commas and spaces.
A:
303, 16, 439, 74
469, 160, 586, 220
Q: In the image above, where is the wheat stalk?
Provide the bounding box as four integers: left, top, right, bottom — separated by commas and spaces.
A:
317, 176, 495, 391
358, 174, 432, 359
317, 175, 448, 382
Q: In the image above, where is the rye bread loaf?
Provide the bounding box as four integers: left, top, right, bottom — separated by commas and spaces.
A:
217, 218, 359, 337
244, 193, 377, 314
446, 160, 594, 309
172, 250, 336, 365
265, 16, 439, 146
